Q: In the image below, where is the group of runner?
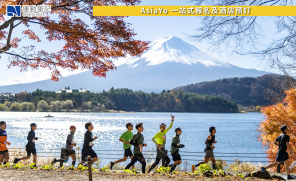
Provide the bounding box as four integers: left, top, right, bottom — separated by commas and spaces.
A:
0, 117, 296, 179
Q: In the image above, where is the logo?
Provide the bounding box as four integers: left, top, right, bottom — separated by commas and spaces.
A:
7, 5, 21, 17
6, 5, 51, 17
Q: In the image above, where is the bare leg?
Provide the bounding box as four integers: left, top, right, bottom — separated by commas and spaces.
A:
0, 154, 3, 163
33, 154, 37, 164
4, 152, 9, 163
284, 159, 290, 175
92, 157, 98, 164
20, 156, 30, 160
203, 157, 210, 164
265, 161, 280, 170
70, 154, 76, 161
114, 156, 128, 164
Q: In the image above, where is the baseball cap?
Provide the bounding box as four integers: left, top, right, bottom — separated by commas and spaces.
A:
160, 123, 166, 127
70, 125, 76, 129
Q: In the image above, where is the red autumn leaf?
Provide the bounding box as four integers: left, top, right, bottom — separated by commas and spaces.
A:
0, 0, 149, 81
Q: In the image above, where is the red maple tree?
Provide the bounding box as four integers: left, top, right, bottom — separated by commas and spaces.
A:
0, 0, 149, 81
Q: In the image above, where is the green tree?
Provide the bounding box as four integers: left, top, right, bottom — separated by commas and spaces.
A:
82, 101, 92, 111
11, 103, 21, 111
49, 101, 63, 112
21, 102, 29, 111
28, 103, 35, 111
4, 101, 11, 108
0, 104, 5, 111
38, 100, 49, 112
63, 100, 73, 111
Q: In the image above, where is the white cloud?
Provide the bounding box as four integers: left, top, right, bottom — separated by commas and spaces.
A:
3, 68, 86, 86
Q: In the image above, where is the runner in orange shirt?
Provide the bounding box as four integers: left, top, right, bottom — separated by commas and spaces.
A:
0, 121, 11, 165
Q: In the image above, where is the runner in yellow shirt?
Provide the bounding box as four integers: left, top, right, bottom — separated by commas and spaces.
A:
148, 114, 174, 173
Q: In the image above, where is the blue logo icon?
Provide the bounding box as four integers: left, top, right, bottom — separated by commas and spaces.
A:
7, 5, 21, 17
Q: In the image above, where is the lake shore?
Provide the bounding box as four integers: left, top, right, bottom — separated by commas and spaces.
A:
0, 168, 286, 181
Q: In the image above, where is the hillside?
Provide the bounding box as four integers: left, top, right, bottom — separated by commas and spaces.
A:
173, 74, 282, 106
0, 88, 238, 113
0, 36, 266, 93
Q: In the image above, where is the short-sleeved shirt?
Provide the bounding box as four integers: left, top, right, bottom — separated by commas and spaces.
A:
120, 130, 133, 150
153, 121, 173, 145
27, 130, 36, 147
170, 135, 180, 154
0, 129, 7, 151
66, 132, 74, 150
276, 133, 290, 152
83, 131, 94, 150
130, 132, 144, 155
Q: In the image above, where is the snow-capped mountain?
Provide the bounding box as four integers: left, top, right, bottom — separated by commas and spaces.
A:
115, 36, 229, 67
0, 36, 267, 93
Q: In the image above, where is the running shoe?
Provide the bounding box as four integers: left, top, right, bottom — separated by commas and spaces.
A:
110, 162, 114, 170
13, 158, 20, 164
51, 158, 56, 165
192, 165, 195, 173
287, 175, 296, 180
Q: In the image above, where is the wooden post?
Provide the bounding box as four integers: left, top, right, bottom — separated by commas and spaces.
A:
88, 156, 92, 181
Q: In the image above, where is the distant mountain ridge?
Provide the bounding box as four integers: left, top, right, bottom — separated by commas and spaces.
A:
0, 36, 268, 93
173, 74, 281, 106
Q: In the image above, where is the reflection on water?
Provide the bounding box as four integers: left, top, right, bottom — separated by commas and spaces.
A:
1, 112, 267, 165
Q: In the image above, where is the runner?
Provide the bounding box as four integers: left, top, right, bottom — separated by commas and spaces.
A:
170, 127, 185, 173
147, 114, 174, 173
261, 126, 295, 180
51, 125, 77, 168
110, 122, 134, 170
13, 123, 38, 168
78, 122, 98, 166
0, 121, 10, 165
124, 122, 147, 174
192, 126, 217, 173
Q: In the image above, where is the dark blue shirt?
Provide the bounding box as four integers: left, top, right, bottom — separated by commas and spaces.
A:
0, 129, 7, 137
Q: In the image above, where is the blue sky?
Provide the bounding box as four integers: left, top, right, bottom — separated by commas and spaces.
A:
0, 0, 279, 86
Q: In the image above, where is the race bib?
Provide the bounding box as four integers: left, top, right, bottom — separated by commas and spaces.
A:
162, 135, 166, 144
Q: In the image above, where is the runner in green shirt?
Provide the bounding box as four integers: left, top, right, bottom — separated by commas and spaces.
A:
110, 122, 135, 170
148, 114, 174, 173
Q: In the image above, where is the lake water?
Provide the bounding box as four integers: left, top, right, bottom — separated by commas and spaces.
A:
0, 112, 268, 167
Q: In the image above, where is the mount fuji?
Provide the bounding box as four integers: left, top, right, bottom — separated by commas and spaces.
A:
0, 36, 267, 93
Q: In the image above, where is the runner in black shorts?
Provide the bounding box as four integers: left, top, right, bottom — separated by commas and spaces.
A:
51, 125, 77, 168
170, 127, 185, 173
110, 122, 135, 170
192, 126, 217, 173
78, 122, 98, 166
0, 121, 11, 165
261, 126, 295, 180
125, 122, 147, 173
14, 123, 38, 168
